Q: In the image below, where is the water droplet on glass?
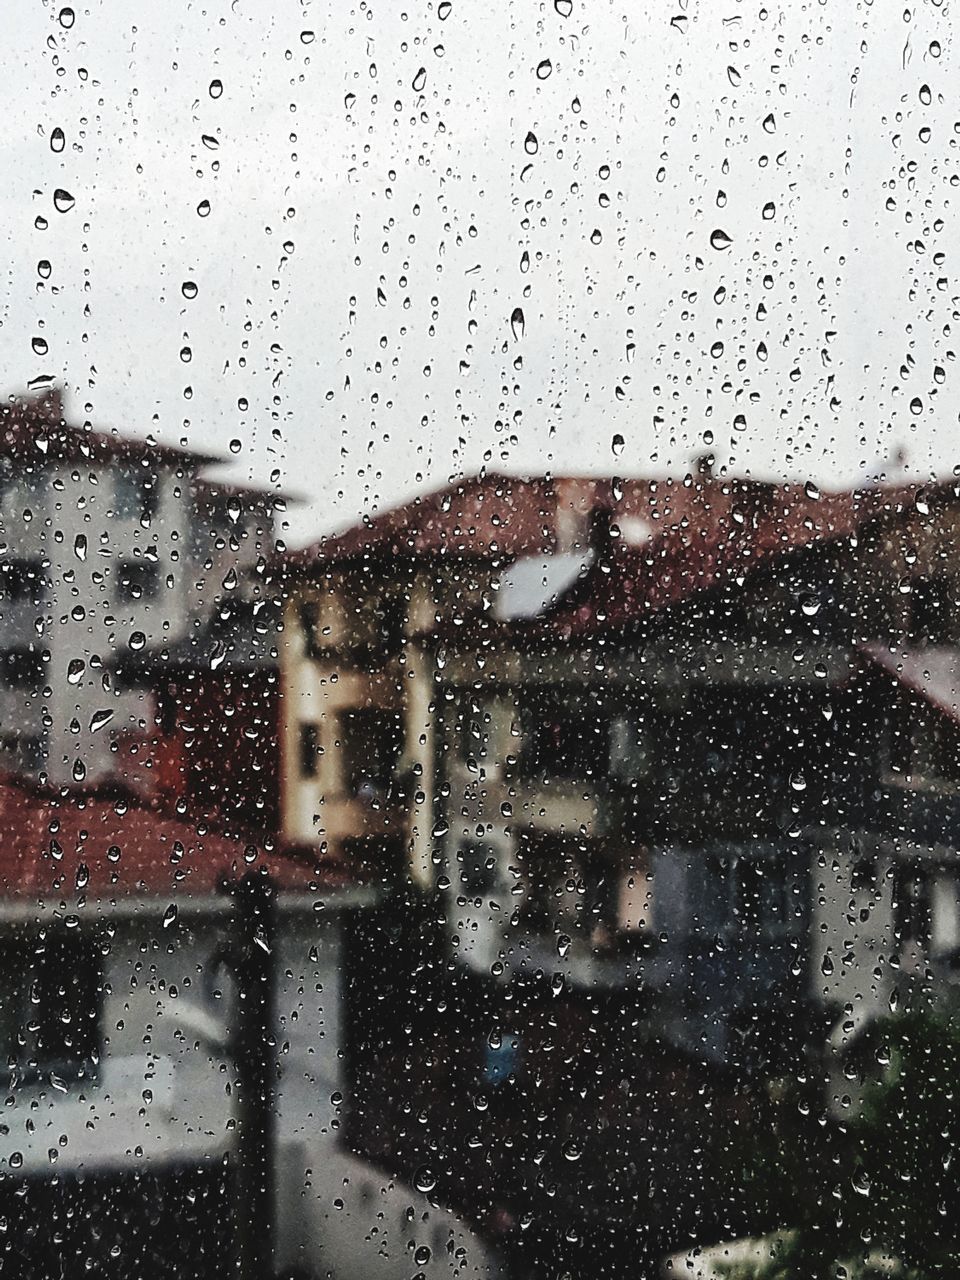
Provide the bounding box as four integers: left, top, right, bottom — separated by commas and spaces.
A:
32, 337, 48, 356
611, 433, 625, 457
53, 189, 75, 213
727, 65, 741, 86
197, 199, 211, 217
762, 112, 776, 133
536, 59, 553, 79
182, 280, 198, 299
90, 709, 114, 733
910, 396, 923, 415
74, 534, 86, 561
555, 0, 573, 14
710, 228, 732, 250
805, 480, 821, 500
919, 83, 932, 105
413, 1166, 437, 1193
162, 904, 178, 929
38, 260, 51, 279
412, 66, 427, 92
209, 79, 223, 99
510, 307, 525, 340
524, 131, 538, 155
50, 128, 65, 153
58, 8, 74, 28
438, 0, 453, 18
229, 438, 242, 454
557, 934, 571, 957
129, 631, 146, 651
300, 30, 315, 44
201, 134, 219, 150
762, 201, 775, 220
590, 228, 602, 244
67, 659, 84, 686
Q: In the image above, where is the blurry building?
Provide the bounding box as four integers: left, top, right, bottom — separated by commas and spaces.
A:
0, 387, 280, 798
276, 472, 668, 878
0, 774, 497, 1280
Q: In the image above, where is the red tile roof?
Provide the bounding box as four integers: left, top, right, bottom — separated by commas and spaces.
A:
1, 388, 218, 469
0, 777, 343, 905
538, 482, 927, 639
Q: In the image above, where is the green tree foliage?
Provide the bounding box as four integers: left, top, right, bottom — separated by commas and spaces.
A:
723, 1009, 960, 1279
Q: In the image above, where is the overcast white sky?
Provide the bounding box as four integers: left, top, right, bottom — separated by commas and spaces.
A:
1, 0, 955, 542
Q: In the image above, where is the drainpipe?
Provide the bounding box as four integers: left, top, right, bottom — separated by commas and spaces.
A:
231, 871, 278, 1280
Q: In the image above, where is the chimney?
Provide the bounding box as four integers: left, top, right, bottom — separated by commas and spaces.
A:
588, 503, 615, 560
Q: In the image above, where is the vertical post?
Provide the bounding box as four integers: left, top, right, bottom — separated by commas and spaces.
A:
232, 871, 277, 1280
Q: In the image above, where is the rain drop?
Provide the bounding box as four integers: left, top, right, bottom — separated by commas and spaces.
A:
50, 128, 65, 153
412, 66, 427, 92
182, 280, 198, 299
53, 189, 75, 213
710, 228, 732, 250
209, 79, 223, 99
510, 307, 525, 340
58, 8, 74, 27
611, 433, 625, 457
554, 0, 573, 14
536, 59, 553, 79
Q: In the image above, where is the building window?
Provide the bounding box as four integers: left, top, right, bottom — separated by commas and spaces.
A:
0, 933, 101, 1082
116, 559, 160, 602
114, 466, 159, 521
518, 688, 603, 782
0, 558, 45, 606
299, 723, 321, 777
0, 648, 45, 688
455, 841, 498, 894
456, 693, 494, 765
894, 868, 931, 949
910, 576, 953, 645
339, 708, 402, 800
0, 733, 43, 772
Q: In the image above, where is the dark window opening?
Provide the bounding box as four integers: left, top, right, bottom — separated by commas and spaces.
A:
117, 559, 160, 602
894, 868, 931, 948
114, 467, 159, 521
299, 723, 321, 777
0, 558, 45, 606
910, 576, 953, 645
456, 841, 497, 893
340, 708, 402, 799
1, 648, 45, 688
0, 933, 101, 1082
518, 689, 605, 781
